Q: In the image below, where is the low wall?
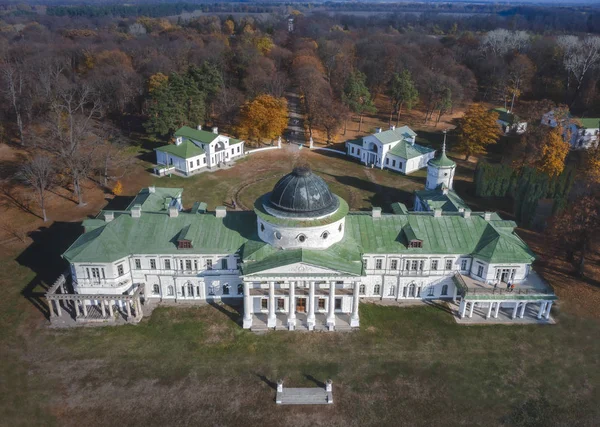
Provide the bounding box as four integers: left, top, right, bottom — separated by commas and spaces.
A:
246, 146, 281, 154
312, 147, 346, 155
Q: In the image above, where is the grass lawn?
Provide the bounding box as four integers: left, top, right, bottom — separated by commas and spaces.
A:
1, 142, 599, 426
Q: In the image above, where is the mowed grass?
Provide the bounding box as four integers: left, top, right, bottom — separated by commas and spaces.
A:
2, 290, 598, 427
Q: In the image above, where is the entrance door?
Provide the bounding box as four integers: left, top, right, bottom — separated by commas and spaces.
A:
296, 298, 306, 313
501, 270, 510, 283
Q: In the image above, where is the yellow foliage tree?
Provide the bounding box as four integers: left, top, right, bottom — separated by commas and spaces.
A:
112, 180, 123, 196
238, 95, 288, 145
148, 73, 168, 93
584, 145, 600, 183
223, 19, 235, 35
456, 104, 502, 160
537, 127, 570, 177
254, 35, 274, 55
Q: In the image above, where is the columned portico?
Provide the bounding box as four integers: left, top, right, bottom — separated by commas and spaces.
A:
326, 281, 336, 330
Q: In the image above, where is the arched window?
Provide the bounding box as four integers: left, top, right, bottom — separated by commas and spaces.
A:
359, 284, 366, 295
441, 284, 448, 296
297, 234, 307, 243
388, 286, 395, 296
408, 283, 416, 298
238, 284, 243, 295
167, 285, 174, 296
187, 283, 194, 297
374, 284, 381, 295
223, 284, 230, 295
152, 284, 160, 295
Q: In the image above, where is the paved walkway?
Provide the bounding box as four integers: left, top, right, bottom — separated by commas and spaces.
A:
284, 90, 307, 146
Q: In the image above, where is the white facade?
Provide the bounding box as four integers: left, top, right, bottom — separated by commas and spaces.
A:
541, 111, 599, 150
346, 126, 435, 175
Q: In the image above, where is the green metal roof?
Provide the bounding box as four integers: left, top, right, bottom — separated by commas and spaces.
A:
388, 140, 434, 160
126, 187, 183, 213
373, 126, 417, 145
428, 151, 456, 168
578, 118, 600, 129
155, 139, 205, 159
491, 107, 520, 125
63, 188, 536, 266
174, 126, 218, 144
415, 188, 469, 212
346, 139, 363, 147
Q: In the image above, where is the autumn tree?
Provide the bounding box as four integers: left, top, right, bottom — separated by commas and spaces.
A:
112, 180, 123, 196
342, 71, 376, 132
238, 95, 287, 144
19, 155, 54, 222
584, 146, 600, 184
549, 195, 600, 276
536, 127, 570, 177
388, 70, 419, 126
505, 54, 535, 112
456, 104, 501, 161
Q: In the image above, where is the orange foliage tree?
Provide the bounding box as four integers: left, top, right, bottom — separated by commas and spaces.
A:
536, 127, 570, 177
112, 180, 123, 196
456, 104, 501, 160
238, 95, 288, 145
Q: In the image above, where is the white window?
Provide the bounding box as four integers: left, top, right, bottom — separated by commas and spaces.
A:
164, 259, 171, 270
185, 260, 192, 270
362, 259, 368, 269
388, 286, 395, 296
375, 259, 383, 269
221, 259, 228, 270
477, 265, 484, 277
206, 259, 213, 269
194, 260, 198, 270
91, 267, 100, 279
431, 260, 438, 271
374, 284, 381, 294
223, 284, 230, 295
134, 259, 141, 270
150, 259, 156, 270
261, 299, 268, 310
428, 287, 434, 297
461, 259, 468, 271
189, 161, 193, 169
445, 259, 453, 270
117, 264, 124, 276
441, 284, 448, 296
152, 284, 160, 295
238, 284, 243, 295
390, 259, 398, 270
359, 284, 366, 294
411, 260, 418, 270
167, 285, 174, 296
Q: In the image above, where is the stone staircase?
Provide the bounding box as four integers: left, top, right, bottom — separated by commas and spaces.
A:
276, 387, 333, 405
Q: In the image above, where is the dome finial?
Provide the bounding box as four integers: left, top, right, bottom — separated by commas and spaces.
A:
293, 163, 311, 177
442, 129, 447, 155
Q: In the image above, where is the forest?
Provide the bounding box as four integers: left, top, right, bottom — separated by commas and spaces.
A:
0, 3, 599, 272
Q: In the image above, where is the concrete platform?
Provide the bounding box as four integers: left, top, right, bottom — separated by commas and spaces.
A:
276, 388, 333, 405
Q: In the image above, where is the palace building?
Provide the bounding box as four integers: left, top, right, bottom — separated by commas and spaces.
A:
50, 155, 556, 331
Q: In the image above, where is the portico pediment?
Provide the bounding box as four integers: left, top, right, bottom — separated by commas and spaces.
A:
245, 262, 341, 276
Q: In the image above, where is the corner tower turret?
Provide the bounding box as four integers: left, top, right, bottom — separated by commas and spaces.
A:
426, 130, 456, 190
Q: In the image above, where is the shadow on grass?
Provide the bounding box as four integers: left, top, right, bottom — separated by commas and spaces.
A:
208, 299, 242, 326
256, 373, 277, 390
423, 299, 454, 315
304, 374, 325, 388
16, 221, 82, 319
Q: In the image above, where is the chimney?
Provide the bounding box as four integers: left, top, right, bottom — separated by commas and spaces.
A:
131, 204, 142, 218
148, 186, 155, 194
484, 212, 492, 221
463, 209, 471, 219
390, 125, 396, 131
175, 136, 183, 146
212, 127, 218, 135
215, 206, 227, 218
375, 127, 382, 134
433, 208, 442, 218
372, 207, 382, 218
197, 124, 202, 131
169, 206, 178, 218
104, 211, 114, 222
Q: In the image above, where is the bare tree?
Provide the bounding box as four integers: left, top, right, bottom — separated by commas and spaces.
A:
0, 61, 30, 145
96, 127, 135, 188
19, 155, 54, 222
47, 83, 103, 206
557, 35, 600, 105
480, 29, 530, 58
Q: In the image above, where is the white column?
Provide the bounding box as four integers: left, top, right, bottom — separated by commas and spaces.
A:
469, 301, 475, 318
136, 298, 143, 318
108, 300, 114, 317
519, 302, 527, 318
48, 299, 55, 317
74, 300, 81, 317
307, 281, 316, 330
459, 299, 466, 318
327, 281, 336, 330
55, 300, 62, 317
486, 302, 493, 319
537, 301, 547, 319
544, 301, 553, 320
350, 281, 360, 327
243, 282, 253, 329
126, 300, 131, 318
288, 282, 296, 330
82, 301, 88, 317
267, 281, 276, 328
512, 302, 519, 319
453, 285, 458, 303
495, 301, 501, 318
101, 300, 106, 317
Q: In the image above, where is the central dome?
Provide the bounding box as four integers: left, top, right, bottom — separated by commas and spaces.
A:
267, 166, 339, 218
